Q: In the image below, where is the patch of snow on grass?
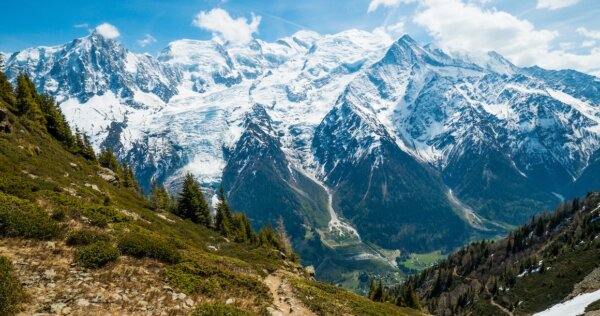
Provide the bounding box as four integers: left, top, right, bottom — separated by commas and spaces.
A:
533, 289, 600, 316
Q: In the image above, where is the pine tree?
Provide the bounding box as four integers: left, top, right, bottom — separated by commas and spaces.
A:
232, 213, 248, 243
176, 173, 210, 226
151, 178, 160, 211
372, 279, 385, 302
98, 148, 123, 177
122, 164, 133, 188
215, 185, 233, 236
151, 178, 170, 212
404, 284, 421, 310
75, 128, 84, 151
242, 213, 256, 243
121, 163, 139, 192
80, 133, 96, 160
38, 93, 75, 147
15, 74, 45, 124
0, 71, 15, 108
368, 279, 376, 300
258, 225, 283, 250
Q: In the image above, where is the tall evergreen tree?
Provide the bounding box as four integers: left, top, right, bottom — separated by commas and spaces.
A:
98, 148, 123, 177
39, 93, 75, 147
0, 71, 15, 108
176, 173, 210, 226
368, 279, 376, 300
15, 74, 45, 124
151, 178, 170, 211
258, 225, 283, 251
215, 185, 233, 236
80, 133, 96, 160
122, 164, 139, 191
395, 279, 421, 309
372, 279, 385, 302
231, 213, 256, 243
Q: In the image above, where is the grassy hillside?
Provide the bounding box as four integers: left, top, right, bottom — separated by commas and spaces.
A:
0, 73, 420, 315
392, 191, 600, 315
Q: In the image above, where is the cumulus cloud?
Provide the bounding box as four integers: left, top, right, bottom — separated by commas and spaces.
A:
412, 0, 600, 74
582, 40, 597, 48
137, 34, 157, 47
576, 27, 600, 40
373, 19, 406, 41
536, 0, 579, 10
192, 8, 261, 44
368, 0, 417, 13
94, 23, 120, 39
414, 0, 556, 65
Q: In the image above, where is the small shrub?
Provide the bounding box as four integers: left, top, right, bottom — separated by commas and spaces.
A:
191, 303, 255, 316
83, 206, 130, 227
164, 261, 270, 302
0, 192, 62, 240
0, 256, 23, 315
74, 242, 120, 268
50, 209, 66, 221
118, 232, 181, 264
66, 229, 110, 246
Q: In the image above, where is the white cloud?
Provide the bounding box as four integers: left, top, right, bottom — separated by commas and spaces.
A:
373, 19, 406, 41
368, 0, 417, 13
74, 23, 89, 29
536, 0, 579, 10
192, 8, 261, 44
94, 23, 120, 39
576, 27, 600, 40
412, 0, 600, 74
414, 0, 557, 66
137, 34, 157, 47
582, 40, 597, 48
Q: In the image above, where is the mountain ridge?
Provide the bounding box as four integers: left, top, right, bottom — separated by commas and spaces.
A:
3, 30, 600, 291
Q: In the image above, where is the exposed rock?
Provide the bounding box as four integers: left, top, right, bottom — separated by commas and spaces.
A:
76, 298, 90, 307
120, 209, 140, 220
157, 213, 176, 223
267, 306, 283, 316
225, 298, 234, 305
44, 269, 56, 280
50, 302, 66, 314
97, 167, 119, 185
84, 183, 100, 192
304, 265, 315, 277
172, 293, 186, 300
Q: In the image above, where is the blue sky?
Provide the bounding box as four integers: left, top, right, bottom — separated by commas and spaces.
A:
0, 0, 599, 74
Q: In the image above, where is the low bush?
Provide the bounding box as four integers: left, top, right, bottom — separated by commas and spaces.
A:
66, 229, 110, 246
83, 206, 130, 227
164, 261, 270, 302
0, 192, 62, 240
0, 256, 23, 315
74, 241, 120, 268
191, 303, 255, 316
118, 232, 181, 264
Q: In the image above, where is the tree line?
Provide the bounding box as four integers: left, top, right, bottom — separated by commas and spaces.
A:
0, 70, 295, 257
151, 173, 296, 258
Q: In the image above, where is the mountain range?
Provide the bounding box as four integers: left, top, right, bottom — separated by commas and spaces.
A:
3, 29, 600, 288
